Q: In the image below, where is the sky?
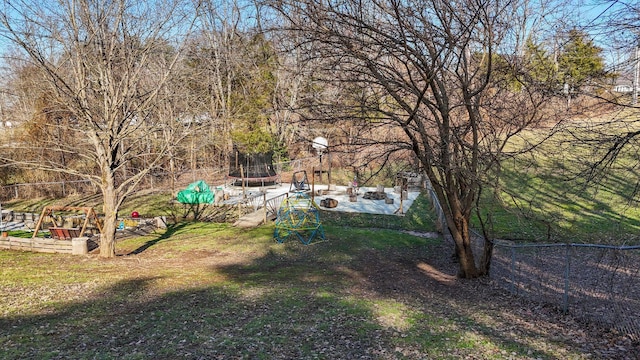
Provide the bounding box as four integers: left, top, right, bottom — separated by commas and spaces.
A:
0, 1, 633, 70
576, 0, 637, 69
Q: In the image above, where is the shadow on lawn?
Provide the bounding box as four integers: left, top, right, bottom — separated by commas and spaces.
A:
213, 242, 568, 359
497, 165, 640, 242
0, 238, 631, 359
0, 276, 397, 358
126, 222, 230, 255
127, 222, 190, 255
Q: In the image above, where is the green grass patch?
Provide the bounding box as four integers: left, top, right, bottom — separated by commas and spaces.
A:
473, 113, 640, 244
4, 229, 44, 238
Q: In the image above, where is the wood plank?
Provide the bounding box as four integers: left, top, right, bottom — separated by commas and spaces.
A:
0, 245, 72, 254
3, 237, 68, 245
0, 240, 72, 249
0, 236, 73, 254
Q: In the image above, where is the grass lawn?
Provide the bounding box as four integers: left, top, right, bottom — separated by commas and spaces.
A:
473, 111, 640, 244
0, 220, 629, 359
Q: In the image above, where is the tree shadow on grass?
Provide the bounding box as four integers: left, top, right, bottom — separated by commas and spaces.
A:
0, 275, 398, 358
1, 232, 634, 359
127, 222, 190, 255
125, 221, 238, 255
214, 237, 634, 359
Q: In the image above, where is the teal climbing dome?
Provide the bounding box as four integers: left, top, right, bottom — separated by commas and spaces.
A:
274, 192, 325, 245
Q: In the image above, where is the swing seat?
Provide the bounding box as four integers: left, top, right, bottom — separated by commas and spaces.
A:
49, 227, 81, 240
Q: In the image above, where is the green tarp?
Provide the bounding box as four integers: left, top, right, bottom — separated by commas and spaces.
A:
176, 180, 214, 204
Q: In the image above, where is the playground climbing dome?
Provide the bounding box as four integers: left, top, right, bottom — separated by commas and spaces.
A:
274, 192, 325, 245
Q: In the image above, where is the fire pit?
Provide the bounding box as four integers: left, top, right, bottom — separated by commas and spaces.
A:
362, 191, 387, 200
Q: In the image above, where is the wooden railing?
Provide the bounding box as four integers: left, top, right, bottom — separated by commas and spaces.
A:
263, 192, 288, 220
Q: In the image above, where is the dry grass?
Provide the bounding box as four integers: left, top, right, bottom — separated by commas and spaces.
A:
0, 222, 636, 359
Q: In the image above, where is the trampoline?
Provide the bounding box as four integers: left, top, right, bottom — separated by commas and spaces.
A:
228, 147, 280, 187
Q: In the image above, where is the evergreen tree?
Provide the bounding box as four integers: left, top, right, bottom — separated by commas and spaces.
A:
557, 29, 606, 91
524, 38, 558, 91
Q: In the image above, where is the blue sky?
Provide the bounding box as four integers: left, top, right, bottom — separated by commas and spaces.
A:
576, 0, 636, 67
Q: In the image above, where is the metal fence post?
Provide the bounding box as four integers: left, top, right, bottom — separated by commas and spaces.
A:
510, 246, 516, 294
563, 243, 571, 314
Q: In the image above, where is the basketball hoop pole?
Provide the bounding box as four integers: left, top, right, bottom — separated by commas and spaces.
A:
327, 151, 332, 191
318, 152, 323, 184
312, 137, 329, 188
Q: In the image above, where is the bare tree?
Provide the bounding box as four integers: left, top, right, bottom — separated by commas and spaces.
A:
267, 0, 563, 277
0, 0, 198, 257
182, 0, 286, 174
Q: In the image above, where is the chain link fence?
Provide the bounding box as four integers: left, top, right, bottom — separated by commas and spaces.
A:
486, 240, 640, 340
0, 180, 98, 202
425, 179, 640, 339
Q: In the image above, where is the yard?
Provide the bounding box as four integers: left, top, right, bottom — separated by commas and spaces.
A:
0, 220, 636, 359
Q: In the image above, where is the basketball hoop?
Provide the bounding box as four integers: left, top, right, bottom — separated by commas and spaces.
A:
312, 137, 328, 156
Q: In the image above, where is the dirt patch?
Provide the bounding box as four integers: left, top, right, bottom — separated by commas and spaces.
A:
353, 242, 640, 359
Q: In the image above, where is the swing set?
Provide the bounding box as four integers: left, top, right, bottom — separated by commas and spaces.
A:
289, 170, 310, 192
32, 206, 103, 240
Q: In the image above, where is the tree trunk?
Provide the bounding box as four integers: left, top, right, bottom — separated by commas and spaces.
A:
451, 216, 480, 279
99, 182, 119, 258
479, 239, 494, 276
476, 203, 495, 276
99, 212, 117, 258
455, 238, 479, 278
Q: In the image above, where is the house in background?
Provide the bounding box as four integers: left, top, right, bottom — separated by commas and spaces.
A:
613, 83, 634, 93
